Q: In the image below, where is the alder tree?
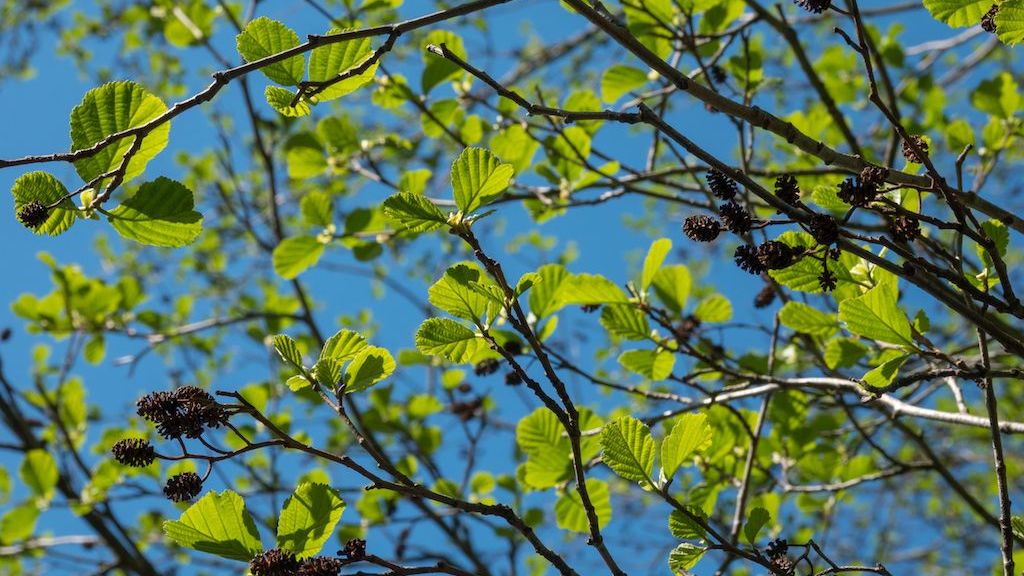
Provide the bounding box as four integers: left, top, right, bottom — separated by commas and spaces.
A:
2, 0, 1024, 575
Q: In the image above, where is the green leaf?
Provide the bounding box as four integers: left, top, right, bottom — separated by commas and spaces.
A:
600, 417, 656, 486
862, 353, 910, 388
272, 334, 305, 371
824, 337, 869, 369
265, 86, 311, 117
641, 238, 672, 292
554, 479, 611, 533
70, 81, 170, 186
1012, 515, 1024, 541
743, 507, 770, 545
382, 192, 447, 232
601, 64, 649, 103
546, 126, 591, 183
651, 265, 692, 314
11, 172, 77, 236
344, 346, 395, 393
996, 1, 1024, 45
618, 349, 675, 381
0, 502, 39, 543
236, 17, 304, 86
838, 280, 913, 346
20, 450, 57, 503
428, 263, 499, 323
309, 29, 378, 101
516, 408, 565, 455
491, 124, 540, 174
301, 192, 333, 227
83, 334, 105, 364
415, 318, 483, 363
923, 0, 991, 27
272, 236, 326, 279
163, 490, 263, 562
769, 232, 856, 293
555, 274, 628, 307
320, 330, 368, 363
450, 147, 514, 213
976, 219, 1009, 268
693, 294, 732, 323
276, 483, 345, 558
668, 507, 707, 540
421, 30, 466, 93
312, 358, 342, 387
600, 304, 650, 341
971, 73, 1020, 119
668, 543, 706, 573
106, 177, 203, 247
661, 413, 713, 481
529, 264, 570, 318
779, 301, 837, 337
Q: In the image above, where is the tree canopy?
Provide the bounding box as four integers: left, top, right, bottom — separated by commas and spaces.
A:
2, 1, 1024, 575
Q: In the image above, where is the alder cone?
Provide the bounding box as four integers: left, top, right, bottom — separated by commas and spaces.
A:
163, 472, 202, 502
706, 169, 738, 200
16, 200, 49, 229
719, 201, 753, 234
734, 245, 765, 275
808, 214, 840, 246
794, 0, 831, 13
756, 241, 795, 270
774, 174, 800, 207
250, 549, 301, 576
111, 438, 156, 467
683, 215, 721, 242
981, 4, 999, 33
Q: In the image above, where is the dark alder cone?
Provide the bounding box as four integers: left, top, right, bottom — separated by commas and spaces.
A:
859, 165, 887, 187
902, 134, 929, 163
765, 538, 789, 559
734, 245, 765, 275
774, 174, 800, 207
457, 382, 472, 394
889, 215, 921, 242
163, 472, 202, 502
503, 340, 524, 355
174, 386, 228, 430
298, 556, 344, 576
250, 548, 301, 576
756, 241, 795, 270
793, 0, 831, 13
137, 391, 188, 439
706, 169, 738, 200
753, 284, 776, 309
719, 201, 753, 234
981, 4, 999, 33
340, 538, 367, 560
17, 201, 50, 229
818, 267, 838, 292
709, 65, 727, 84
111, 438, 156, 467
808, 214, 840, 246
580, 304, 601, 313
451, 398, 484, 422
674, 315, 701, 341
137, 387, 227, 439
683, 215, 721, 242
504, 371, 523, 386
473, 358, 500, 377
837, 176, 878, 208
